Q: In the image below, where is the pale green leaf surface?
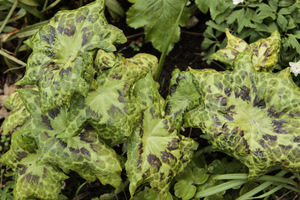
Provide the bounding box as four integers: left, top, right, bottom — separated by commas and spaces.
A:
210, 29, 250, 67
1, 91, 30, 135
58, 50, 158, 140
210, 30, 281, 71
15, 88, 122, 188
249, 30, 281, 71
126, 74, 198, 199
0, 130, 68, 200
16, 0, 127, 112
126, 0, 190, 53
165, 69, 200, 129
184, 50, 300, 178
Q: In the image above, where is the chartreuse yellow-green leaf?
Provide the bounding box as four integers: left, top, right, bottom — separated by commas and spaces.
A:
57, 50, 158, 140
165, 69, 200, 129
16, 0, 127, 112
210, 29, 249, 67
1, 91, 30, 135
210, 29, 280, 71
126, 74, 198, 199
19, 88, 122, 186
184, 50, 300, 178
1, 88, 123, 199
0, 130, 68, 200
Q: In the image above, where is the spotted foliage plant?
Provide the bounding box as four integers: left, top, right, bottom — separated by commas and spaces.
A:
0, 0, 197, 199
2, 0, 300, 200
166, 30, 300, 180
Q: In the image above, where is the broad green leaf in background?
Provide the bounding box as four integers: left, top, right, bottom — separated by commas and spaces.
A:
16, 0, 127, 112
126, 74, 198, 199
126, 0, 190, 53
0, 130, 68, 200
195, 0, 210, 14
184, 49, 300, 178
1, 91, 30, 135
210, 30, 281, 71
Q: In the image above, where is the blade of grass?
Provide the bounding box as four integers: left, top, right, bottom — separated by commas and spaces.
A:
43, 0, 48, 10
0, 49, 26, 66
236, 170, 287, 200
0, 0, 19, 34
195, 179, 248, 198
283, 185, 300, 194
41, 0, 62, 13
252, 184, 284, 199
75, 181, 88, 200
213, 173, 298, 187
18, 2, 44, 19
0, 8, 26, 27
4, 20, 49, 42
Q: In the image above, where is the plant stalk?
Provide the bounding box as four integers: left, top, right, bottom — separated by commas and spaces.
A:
154, 0, 188, 81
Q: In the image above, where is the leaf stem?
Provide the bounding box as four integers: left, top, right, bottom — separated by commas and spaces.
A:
0, 0, 19, 34
154, 0, 188, 81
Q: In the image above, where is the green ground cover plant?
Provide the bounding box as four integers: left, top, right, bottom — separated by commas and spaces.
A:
1, 0, 300, 199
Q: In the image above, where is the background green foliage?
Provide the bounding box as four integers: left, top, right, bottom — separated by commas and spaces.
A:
196, 0, 300, 70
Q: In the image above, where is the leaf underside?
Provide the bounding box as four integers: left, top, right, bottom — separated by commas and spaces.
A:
183, 50, 300, 178
16, 0, 127, 112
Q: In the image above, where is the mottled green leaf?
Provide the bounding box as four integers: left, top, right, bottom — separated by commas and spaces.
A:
1, 91, 30, 135
0, 130, 68, 200
210, 29, 249, 67
126, 0, 190, 53
58, 50, 158, 140
210, 30, 281, 71
16, 88, 122, 187
16, 0, 127, 112
126, 74, 198, 199
249, 30, 281, 72
184, 50, 300, 178
165, 69, 200, 129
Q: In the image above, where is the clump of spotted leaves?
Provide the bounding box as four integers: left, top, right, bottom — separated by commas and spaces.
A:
166, 30, 300, 178
0, 0, 198, 199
